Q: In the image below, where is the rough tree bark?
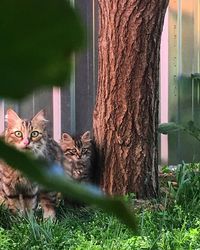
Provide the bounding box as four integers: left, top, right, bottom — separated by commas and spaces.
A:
93, 0, 169, 198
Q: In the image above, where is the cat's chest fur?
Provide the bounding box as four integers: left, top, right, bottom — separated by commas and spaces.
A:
33, 135, 65, 165
0, 161, 38, 195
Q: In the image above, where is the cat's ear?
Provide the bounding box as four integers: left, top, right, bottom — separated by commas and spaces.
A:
81, 131, 91, 142
6, 109, 21, 127
31, 109, 48, 124
62, 133, 73, 141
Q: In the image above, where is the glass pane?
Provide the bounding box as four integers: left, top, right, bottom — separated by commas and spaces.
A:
168, 0, 200, 164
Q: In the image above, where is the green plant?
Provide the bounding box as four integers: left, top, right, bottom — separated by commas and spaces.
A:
0, 198, 200, 249
168, 163, 200, 213
161, 165, 171, 174
158, 121, 200, 142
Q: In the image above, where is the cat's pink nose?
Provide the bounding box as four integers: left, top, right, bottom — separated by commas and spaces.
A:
23, 138, 30, 146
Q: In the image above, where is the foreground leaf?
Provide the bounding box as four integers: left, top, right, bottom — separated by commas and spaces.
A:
0, 140, 138, 232
0, 0, 84, 99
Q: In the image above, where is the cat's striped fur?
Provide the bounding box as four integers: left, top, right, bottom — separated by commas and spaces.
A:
60, 131, 94, 183
0, 109, 65, 219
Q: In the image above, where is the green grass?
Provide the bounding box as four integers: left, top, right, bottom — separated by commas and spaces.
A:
1, 163, 200, 249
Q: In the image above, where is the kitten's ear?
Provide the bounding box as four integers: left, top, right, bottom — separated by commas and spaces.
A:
81, 131, 91, 142
62, 133, 73, 141
6, 109, 21, 127
31, 109, 48, 124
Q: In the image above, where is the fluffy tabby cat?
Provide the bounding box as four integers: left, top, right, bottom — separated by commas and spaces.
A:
0, 109, 65, 219
60, 131, 94, 183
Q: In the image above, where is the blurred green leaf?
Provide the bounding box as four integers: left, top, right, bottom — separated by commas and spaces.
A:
158, 122, 184, 134
0, 140, 138, 232
0, 0, 84, 99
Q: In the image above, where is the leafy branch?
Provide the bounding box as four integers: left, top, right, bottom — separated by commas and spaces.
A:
158, 121, 200, 142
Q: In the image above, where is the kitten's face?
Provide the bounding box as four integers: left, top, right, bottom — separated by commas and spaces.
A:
5, 109, 47, 154
60, 131, 91, 162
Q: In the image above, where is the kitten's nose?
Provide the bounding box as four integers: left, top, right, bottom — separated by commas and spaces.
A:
23, 138, 30, 146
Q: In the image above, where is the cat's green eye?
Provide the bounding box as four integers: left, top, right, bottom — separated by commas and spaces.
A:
31, 131, 39, 138
14, 131, 23, 138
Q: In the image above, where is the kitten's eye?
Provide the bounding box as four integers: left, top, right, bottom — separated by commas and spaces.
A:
69, 149, 77, 155
31, 131, 40, 138
82, 148, 88, 154
14, 131, 23, 138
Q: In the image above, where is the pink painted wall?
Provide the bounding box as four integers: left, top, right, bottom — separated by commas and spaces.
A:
160, 9, 169, 164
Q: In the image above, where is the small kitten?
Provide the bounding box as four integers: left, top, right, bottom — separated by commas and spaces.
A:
0, 109, 65, 219
60, 131, 94, 184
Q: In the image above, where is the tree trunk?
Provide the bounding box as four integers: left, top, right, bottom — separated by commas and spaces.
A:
93, 0, 169, 198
